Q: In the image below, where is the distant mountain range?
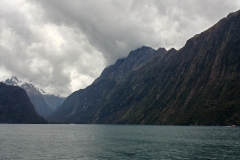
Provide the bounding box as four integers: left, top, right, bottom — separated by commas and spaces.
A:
3, 76, 65, 118
48, 10, 240, 125
0, 82, 47, 124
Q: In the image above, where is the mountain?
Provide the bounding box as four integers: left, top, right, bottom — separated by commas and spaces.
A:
3, 76, 65, 118
35, 86, 66, 111
48, 10, 240, 125
0, 83, 47, 123
43, 94, 66, 111
47, 46, 161, 123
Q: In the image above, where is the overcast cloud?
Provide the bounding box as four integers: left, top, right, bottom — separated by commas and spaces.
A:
0, 0, 240, 96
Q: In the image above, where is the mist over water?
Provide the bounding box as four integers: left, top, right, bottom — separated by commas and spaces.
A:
0, 124, 239, 159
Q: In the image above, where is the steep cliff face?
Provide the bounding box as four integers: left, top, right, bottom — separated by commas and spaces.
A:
0, 83, 47, 124
48, 46, 162, 123
95, 46, 161, 84
116, 10, 240, 125
48, 10, 240, 125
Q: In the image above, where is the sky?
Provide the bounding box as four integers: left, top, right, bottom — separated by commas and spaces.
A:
0, 0, 240, 96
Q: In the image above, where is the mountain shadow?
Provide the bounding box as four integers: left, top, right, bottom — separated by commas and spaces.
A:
0, 83, 47, 124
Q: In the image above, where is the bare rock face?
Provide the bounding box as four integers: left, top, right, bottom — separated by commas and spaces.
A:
48, 10, 240, 125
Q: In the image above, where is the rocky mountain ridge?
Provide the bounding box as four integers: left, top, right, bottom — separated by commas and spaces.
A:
47, 10, 240, 125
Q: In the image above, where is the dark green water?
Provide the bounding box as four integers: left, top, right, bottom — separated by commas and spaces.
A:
0, 124, 239, 159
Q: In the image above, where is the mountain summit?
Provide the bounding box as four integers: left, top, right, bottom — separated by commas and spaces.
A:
3, 76, 66, 118
48, 10, 240, 125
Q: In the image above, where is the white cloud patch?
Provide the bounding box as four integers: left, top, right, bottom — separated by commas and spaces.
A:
0, 0, 240, 96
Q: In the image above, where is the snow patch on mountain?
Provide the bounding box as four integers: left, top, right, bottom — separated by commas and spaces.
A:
3, 76, 65, 99
3, 76, 66, 115
36, 87, 52, 96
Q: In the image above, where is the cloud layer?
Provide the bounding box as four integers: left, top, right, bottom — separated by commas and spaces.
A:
0, 0, 240, 96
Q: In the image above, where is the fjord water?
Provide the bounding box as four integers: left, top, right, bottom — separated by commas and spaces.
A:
0, 125, 239, 159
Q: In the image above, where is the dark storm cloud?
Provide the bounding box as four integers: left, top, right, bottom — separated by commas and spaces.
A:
0, 0, 240, 96
32, 0, 240, 65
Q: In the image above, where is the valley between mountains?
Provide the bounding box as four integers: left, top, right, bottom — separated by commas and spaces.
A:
1, 10, 240, 125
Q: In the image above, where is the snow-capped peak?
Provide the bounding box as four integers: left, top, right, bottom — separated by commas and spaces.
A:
36, 87, 52, 96
11, 76, 18, 82
3, 76, 65, 98
4, 76, 24, 86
